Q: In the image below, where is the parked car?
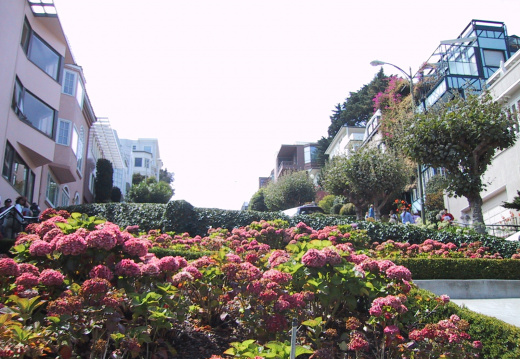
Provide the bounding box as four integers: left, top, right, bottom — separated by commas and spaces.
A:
282, 204, 325, 217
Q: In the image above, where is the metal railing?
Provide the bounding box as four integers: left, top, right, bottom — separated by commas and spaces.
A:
0, 206, 39, 239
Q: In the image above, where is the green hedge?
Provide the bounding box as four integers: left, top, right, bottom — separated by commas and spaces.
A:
411, 288, 520, 358
148, 247, 212, 260
394, 258, 520, 280
361, 222, 520, 258
62, 202, 520, 257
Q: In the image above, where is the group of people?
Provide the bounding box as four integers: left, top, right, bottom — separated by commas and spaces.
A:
0, 196, 40, 239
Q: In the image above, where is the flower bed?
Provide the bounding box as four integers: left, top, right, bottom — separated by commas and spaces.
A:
0, 212, 517, 358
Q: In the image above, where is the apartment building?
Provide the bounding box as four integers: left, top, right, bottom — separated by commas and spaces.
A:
274, 143, 320, 182
445, 49, 520, 225
0, 1, 98, 209
118, 138, 163, 182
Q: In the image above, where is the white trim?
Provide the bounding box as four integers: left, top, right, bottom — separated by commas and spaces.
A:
62, 70, 77, 96
56, 118, 72, 146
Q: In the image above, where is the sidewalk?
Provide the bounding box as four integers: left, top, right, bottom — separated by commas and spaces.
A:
451, 298, 520, 327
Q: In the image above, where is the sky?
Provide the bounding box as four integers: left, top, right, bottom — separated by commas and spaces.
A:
52, 0, 520, 210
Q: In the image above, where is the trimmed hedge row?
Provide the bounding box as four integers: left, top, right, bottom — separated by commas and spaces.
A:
412, 288, 520, 358
394, 258, 520, 280
360, 222, 520, 258
62, 202, 520, 257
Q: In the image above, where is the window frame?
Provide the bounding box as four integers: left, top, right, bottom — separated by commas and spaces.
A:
2, 142, 35, 201
60, 186, 70, 207
46, 172, 59, 207
134, 158, 143, 167
12, 77, 56, 138
62, 70, 77, 96
20, 18, 62, 81
56, 118, 72, 146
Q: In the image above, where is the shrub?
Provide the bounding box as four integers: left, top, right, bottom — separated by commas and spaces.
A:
339, 203, 356, 216
318, 195, 335, 214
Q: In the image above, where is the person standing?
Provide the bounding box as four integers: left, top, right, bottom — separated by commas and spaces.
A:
401, 208, 414, 224
368, 204, 375, 219
389, 210, 398, 223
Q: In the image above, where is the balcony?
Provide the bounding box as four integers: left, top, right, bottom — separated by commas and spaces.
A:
276, 161, 297, 178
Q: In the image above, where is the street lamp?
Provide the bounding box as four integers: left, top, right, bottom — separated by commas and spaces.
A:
370, 60, 425, 223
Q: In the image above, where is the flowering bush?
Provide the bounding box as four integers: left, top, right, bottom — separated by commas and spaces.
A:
0, 211, 489, 358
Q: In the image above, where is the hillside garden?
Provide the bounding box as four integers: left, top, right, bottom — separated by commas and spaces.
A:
1, 205, 520, 358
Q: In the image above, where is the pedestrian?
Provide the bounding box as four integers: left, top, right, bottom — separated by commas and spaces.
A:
389, 210, 398, 224
368, 204, 375, 219
401, 208, 414, 224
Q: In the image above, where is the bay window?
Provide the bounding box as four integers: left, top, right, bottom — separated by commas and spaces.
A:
2, 142, 35, 201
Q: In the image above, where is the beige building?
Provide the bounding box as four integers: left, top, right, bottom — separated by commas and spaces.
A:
445, 49, 520, 226
0, 1, 97, 209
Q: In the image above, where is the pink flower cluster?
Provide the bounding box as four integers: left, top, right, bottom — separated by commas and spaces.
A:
301, 247, 343, 268
86, 230, 117, 251
55, 233, 87, 256
348, 331, 369, 351
89, 265, 114, 280
39, 269, 65, 286
369, 295, 408, 318
115, 259, 141, 277
123, 238, 149, 257
0, 258, 19, 276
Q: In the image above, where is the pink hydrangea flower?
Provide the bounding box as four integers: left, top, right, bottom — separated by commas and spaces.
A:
322, 247, 342, 266
263, 269, 292, 284
86, 230, 117, 251
29, 240, 54, 257
15, 272, 39, 288
158, 256, 179, 272
268, 250, 290, 267
123, 238, 149, 257
0, 257, 19, 277
43, 228, 63, 243
18, 263, 39, 276
385, 265, 412, 281
140, 263, 160, 276
39, 269, 65, 286
171, 271, 194, 285
348, 332, 369, 351
55, 233, 87, 256
377, 259, 396, 272
383, 325, 400, 337
183, 265, 202, 280
115, 259, 141, 277
301, 248, 327, 268
89, 265, 114, 280
81, 278, 112, 295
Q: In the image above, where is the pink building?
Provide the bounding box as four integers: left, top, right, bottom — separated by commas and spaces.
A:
0, 1, 96, 209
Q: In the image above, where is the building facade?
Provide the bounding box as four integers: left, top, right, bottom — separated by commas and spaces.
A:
444, 49, 520, 225
118, 138, 163, 183
324, 125, 365, 160
274, 143, 320, 182
0, 1, 97, 209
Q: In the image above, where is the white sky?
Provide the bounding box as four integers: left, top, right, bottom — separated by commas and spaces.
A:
52, 0, 520, 210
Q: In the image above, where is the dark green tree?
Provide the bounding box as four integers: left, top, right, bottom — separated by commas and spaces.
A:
263, 171, 316, 211
111, 186, 122, 203
94, 159, 113, 203
127, 178, 173, 204
248, 188, 268, 212
320, 147, 410, 220
159, 168, 175, 184
503, 191, 520, 211
132, 173, 146, 185
398, 92, 516, 231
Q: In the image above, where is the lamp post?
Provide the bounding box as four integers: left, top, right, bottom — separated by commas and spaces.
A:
370, 60, 425, 224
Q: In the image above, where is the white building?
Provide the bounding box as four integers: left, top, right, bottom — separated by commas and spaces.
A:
119, 138, 163, 182
324, 125, 365, 160
445, 50, 520, 226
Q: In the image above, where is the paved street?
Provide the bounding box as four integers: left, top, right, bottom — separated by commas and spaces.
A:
451, 298, 520, 327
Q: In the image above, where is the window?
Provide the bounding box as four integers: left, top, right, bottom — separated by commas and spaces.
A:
75, 80, 84, 108
74, 192, 80, 205
46, 173, 59, 207
12, 79, 56, 137
21, 19, 61, 80
56, 119, 71, 145
483, 49, 505, 68
62, 70, 76, 96
2, 142, 35, 200
144, 145, 152, 153
76, 126, 85, 172
134, 158, 143, 167
304, 146, 318, 164
132, 145, 137, 151
145, 159, 150, 168
60, 186, 70, 207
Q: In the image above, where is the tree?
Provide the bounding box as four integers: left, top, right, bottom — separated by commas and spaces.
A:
159, 168, 175, 184
127, 178, 173, 204
398, 92, 517, 231
248, 188, 268, 212
94, 159, 113, 203
111, 186, 122, 203
132, 173, 146, 185
320, 147, 410, 220
503, 191, 520, 211
263, 171, 316, 211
